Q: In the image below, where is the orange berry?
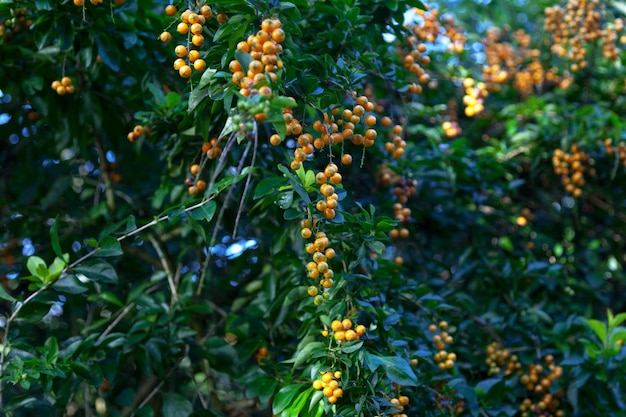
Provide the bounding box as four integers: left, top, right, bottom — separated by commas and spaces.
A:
133, 125, 144, 136
177, 22, 189, 35
193, 59, 206, 71
192, 34, 204, 46
179, 65, 192, 78
341, 319, 352, 330
271, 28, 285, 43
165, 4, 177, 15
191, 23, 203, 35
216, 12, 228, 24
341, 153, 352, 165
160, 31, 172, 42
56, 85, 67, 95
190, 164, 200, 175
331, 320, 343, 331
61, 76, 72, 86
175, 45, 188, 57
196, 180, 207, 191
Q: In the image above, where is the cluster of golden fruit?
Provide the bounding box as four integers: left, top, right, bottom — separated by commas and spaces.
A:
0, 7, 33, 41
441, 13, 466, 53
462, 78, 487, 117
230, 18, 285, 98
485, 342, 522, 376
398, 39, 429, 94
519, 355, 565, 417
429, 321, 456, 370
382, 122, 407, 160
385, 390, 411, 417
312, 371, 343, 404
126, 124, 150, 142
51, 77, 76, 96
73, 0, 125, 6
481, 27, 568, 97
603, 138, 626, 167
185, 138, 221, 196
545, 0, 624, 72
552, 144, 595, 198
303, 226, 336, 302
160, 5, 214, 78
325, 318, 367, 344
442, 120, 461, 138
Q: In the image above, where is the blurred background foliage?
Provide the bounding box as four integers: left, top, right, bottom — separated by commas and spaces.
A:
0, 0, 625, 416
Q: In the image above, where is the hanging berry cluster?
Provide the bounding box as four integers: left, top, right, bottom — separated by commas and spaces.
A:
312, 371, 343, 404
160, 5, 214, 78
229, 18, 285, 98
429, 321, 456, 370
485, 342, 521, 376
51, 77, 75, 96
552, 144, 595, 198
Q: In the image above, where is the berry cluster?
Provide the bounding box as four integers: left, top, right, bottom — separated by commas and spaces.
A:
232, 98, 270, 137
184, 138, 221, 196
0, 7, 33, 42
545, 0, 624, 72
462, 78, 486, 117
552, 144, 595, 198
429, 321, 456, 370
312, 371, 343, 404
603, 138, 626, 167
126, 124, 150, 142
386, 391, 410, 417
485, 342, 521, 376
382, 123, 407, 160
329, 318, 366, 344
519, 355, 564, 417
303, 227, 336, 302
51, 77, 75, 96
398, 40, 428, 94
161, 5, 213, 78
442, 120, 462, 138
230, 18, 285, 97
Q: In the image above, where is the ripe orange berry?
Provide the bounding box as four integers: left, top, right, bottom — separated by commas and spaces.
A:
196, 180, 207, 191
324, 208, 335, 220
341, 153, 352, 165
179, 65, 192, 78
334, 331, 345, 341
271, 28, 285, 43
307, 286, 318, 297
165, 4, 177, 16
394, 256, 403, 265
160, 31, 172, 42
133, 125, 144, 136
216, 12, 228, 24
177, 22, 189, 35
173, 58, 185, 70
344, 329, 357, 341
312, 379, 323, 390
355, 324, 366, 336
190, 164, 200, 175
193, 59, 206, 71
188, 50, 200, 62
56, 85, 67, 95
341, 319, 352, 330
61, 76, 72, 86
192, 35, 204, 46
331, 320, 343, 331
191, 23, 203, 35
365, 115, 377, 126
175, 45, 188, 57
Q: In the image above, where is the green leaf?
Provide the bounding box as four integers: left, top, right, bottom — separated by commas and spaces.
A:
272, 384, 303, 415
475, 378, 506, 403
0, 285, 16, 302
254, 176, 286, 199
46, 257, 67, 283
190, 200, 217, 222
584, 318, 607, 344
52, 274, 89, 294
44, 337, 59, 364
97, 236, 123, 257
161, 392, 193, 417
94, 34, 121, 72
197, 68, 217, 91
27, 256, 48, 280
363, 352, 418, 386
50, 217, 64, 260
73, 260, 118, 284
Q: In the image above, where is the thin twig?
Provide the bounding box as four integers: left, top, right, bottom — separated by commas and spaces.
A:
147, 234, 178, 304
232, 131, 258, 238
97, 303, 135, 342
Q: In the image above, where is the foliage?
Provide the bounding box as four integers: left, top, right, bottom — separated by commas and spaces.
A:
1, 0, 626, 416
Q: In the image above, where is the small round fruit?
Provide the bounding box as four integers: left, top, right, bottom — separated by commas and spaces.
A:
307, 286, 318, 297
177, 22, 189, 34
61, 76, 72, 86
165, 4, 177, 16
190, 164, 200, 175
193, 59, 206, 71
133, 125, 144, 136
341, 153, 352, 165
56, 85, 67, 95
175, 45, 188, 57
159, 31, 172, 42
179, 65, 192, 78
